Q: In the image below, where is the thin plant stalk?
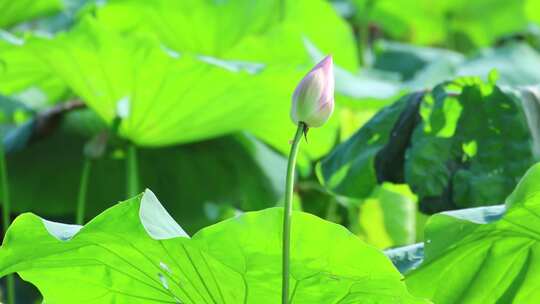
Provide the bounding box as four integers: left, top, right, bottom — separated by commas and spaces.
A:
76, 158, 92, 225
126, 144, 139, 198
325, 198, 339, 222
347, 205, 361, 235
357, 0, 376, 67
444, 13, 456, 50
0, 145, 14, 304
281, 123, 304, 304
357, 22, 368, 67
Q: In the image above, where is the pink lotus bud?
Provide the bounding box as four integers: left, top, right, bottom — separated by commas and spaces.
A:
290, 55, 335, 128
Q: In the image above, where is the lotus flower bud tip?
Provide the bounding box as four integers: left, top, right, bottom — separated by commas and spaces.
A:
290, 55, 335, 128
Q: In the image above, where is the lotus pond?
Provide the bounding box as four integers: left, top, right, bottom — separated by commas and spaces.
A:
1, 0, 540, 303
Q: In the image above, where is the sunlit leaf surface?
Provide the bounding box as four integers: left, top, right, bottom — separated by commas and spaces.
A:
23, 20, 300, 146
0, 190, 428, 303
91, 0, 358, 70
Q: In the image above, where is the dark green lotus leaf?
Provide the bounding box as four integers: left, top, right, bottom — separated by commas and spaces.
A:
320, 77, 536, 212
405, 163, 540, 303
405, 78, 534, 212
0, 190, 428, 303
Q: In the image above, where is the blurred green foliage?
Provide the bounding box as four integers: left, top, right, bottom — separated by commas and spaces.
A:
349, 0, 537, 52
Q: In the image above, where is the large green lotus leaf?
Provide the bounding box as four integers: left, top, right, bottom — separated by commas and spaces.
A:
0, 0, 63, 29
352, 0, 528, 50
1, 1, 380, 158
318, 92, 423, 198
3, 110, 286, 233
90, 0, 358, 70
14, 18, 338, 159
0, 32, 68, 107
81, 0, 360, 159
405, 163, 540, 303
0, 190, 428, 303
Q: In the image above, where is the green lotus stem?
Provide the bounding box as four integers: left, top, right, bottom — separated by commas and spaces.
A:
357, 0, 376, 67
281, 123, 304, 304
357, 25, 368, 67
0, 145, 14, 304
126, 144, 139, 198
347, 205, 361, 235
325, 198, 339, 222
445, 13, 456, 50
76, 158, 92, 225
2, 275, 14, 304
